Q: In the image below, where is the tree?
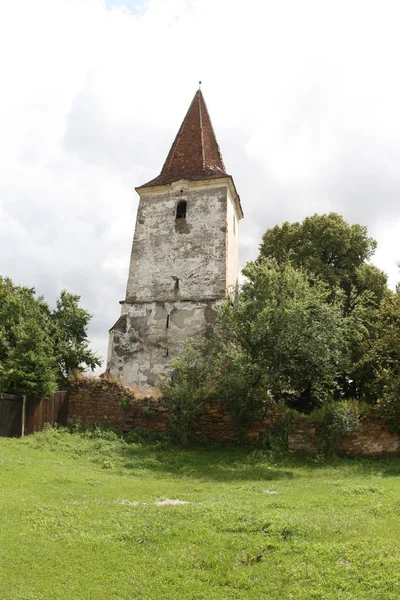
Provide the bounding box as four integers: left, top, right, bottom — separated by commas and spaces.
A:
0, 277, 101, 397
0, 319, 58, 397
51, 290, 101, 379
357, 285, 400, 406
164, 261, 351, 437
0, 279, 57, 396
163, 216, 398, 439
220, 260, 350, 412
257, 213, 391, 401
258, 213, 386, 304
162, 337, 220, 444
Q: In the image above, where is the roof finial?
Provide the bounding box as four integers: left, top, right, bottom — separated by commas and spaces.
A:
198, 80, 202, 90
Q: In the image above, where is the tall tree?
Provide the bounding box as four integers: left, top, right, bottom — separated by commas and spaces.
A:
258, 213, 387, 303
0, 278, 101, 397
0, 278, 57, 396
257, 214, 390, 401
51, 290, 100, 380
357, 284, 400, 405
219, 260, 351, 412
166, 261, 350, 429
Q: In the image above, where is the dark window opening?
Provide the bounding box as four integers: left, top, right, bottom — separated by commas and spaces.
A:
176, 200, 187, 219
172, 276, 179, 292
166, 314, 170, 329
166, 347, 169, 357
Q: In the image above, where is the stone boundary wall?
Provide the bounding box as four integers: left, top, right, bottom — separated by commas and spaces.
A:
68, 379, 171, 435
67, 378, 400, 454
67, 378, 282, 441
288, 418, 400, 456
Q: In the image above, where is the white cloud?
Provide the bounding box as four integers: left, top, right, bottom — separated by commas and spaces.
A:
1, 0, 400, 370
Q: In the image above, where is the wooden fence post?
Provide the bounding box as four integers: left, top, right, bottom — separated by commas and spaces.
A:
21, 395, 27, 437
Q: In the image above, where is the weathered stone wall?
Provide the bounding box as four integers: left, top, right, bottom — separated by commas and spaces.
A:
336, 419, 400, 455
107, 299, 218, 387
68, 379, 171, 435
67, 379, 282, 441
107, 179, 241, 388
67, 378, 400, 455
288, 418, 400, 455
125, 181, 230, 303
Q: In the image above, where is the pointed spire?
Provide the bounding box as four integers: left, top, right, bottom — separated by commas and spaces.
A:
142, 89, 228, 187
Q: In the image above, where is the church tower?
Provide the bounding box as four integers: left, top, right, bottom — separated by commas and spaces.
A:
107, 88, 243, 387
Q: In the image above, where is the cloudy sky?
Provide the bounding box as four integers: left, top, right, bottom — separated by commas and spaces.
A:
1, 0, 400, 370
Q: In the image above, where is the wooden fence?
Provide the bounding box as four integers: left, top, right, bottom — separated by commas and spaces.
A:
0, 391, 69, 437
0, 394, 22, 437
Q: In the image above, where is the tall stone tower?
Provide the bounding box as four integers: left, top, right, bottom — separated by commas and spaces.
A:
107, 88, 243, 387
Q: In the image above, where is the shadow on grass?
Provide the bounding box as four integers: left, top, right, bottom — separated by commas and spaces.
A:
117, 443, 400, 481
118, 444, 296, 482
339, 455, 400, 478
272, 451, 400, 478
22, 427, 400, 482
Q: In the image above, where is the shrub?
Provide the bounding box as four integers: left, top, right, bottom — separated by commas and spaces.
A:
318, 400, 366, 453
376, 392, 400, 433
161, 338, 217, 444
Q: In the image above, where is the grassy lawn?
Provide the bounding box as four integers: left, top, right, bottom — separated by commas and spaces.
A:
0, 428, 399, 599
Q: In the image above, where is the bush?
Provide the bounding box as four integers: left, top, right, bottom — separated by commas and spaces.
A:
125, 427, 168, 445
161, 338, 217, 444
376, 393, 400, 433
319, 400, 366, 453
70, 421, 122, 441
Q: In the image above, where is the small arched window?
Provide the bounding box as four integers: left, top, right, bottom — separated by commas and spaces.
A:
176, 200, 187, 220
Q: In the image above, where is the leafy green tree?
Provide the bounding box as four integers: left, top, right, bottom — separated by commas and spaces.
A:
257, 213, 391, 401
0, 277, 101, 397
164, 261, 351, 435
0, 320, 58, 397
358, 285, 400, 408
163, 338, 219, 444
163, 216, 399, 438
51, 290, 101, 379
220, 260, 350, 412
258, 213, 386, 303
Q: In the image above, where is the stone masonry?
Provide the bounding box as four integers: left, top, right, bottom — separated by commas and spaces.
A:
107, 89, 243, 388
68, 378, 400, 454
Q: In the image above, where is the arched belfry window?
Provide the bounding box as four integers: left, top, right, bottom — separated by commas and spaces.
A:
176, 200, 187, 220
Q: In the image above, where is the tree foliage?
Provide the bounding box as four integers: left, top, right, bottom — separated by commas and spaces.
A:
164, 260, 353, 437
358, 286, 400, 419
221, 261, 350, 410
164, 214, 399, 438
258, 213, 393, 401
52, 290, 101, 378
0, 278, 101, 397
258, 213, 384, 300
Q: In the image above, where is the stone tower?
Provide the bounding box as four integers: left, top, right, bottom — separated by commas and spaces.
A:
107, 88, 243, 387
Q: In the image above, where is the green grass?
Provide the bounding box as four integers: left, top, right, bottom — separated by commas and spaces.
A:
0, 429, 399, 599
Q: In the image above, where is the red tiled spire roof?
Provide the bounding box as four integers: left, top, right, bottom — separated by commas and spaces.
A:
142, 89, 228, 187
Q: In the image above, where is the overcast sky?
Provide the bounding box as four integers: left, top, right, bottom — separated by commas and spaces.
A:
1, 0, 400, 370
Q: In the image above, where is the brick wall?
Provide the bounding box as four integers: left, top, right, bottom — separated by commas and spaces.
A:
68, 379, 171, 434
67, 378, 281, 441
67, 378, 400, 454
288, 418, 400, 455
336, 419, 400, 455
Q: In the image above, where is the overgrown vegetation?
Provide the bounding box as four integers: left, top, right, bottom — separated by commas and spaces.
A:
0, 278, 101, 397
163, 214, 400, 443
317, 400, 367, 453
1, 429, 400, 599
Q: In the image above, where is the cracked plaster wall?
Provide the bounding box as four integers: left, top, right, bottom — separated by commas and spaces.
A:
107, 179, 240, 388
107, 300, 218, 387
125, 182, 229, 302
